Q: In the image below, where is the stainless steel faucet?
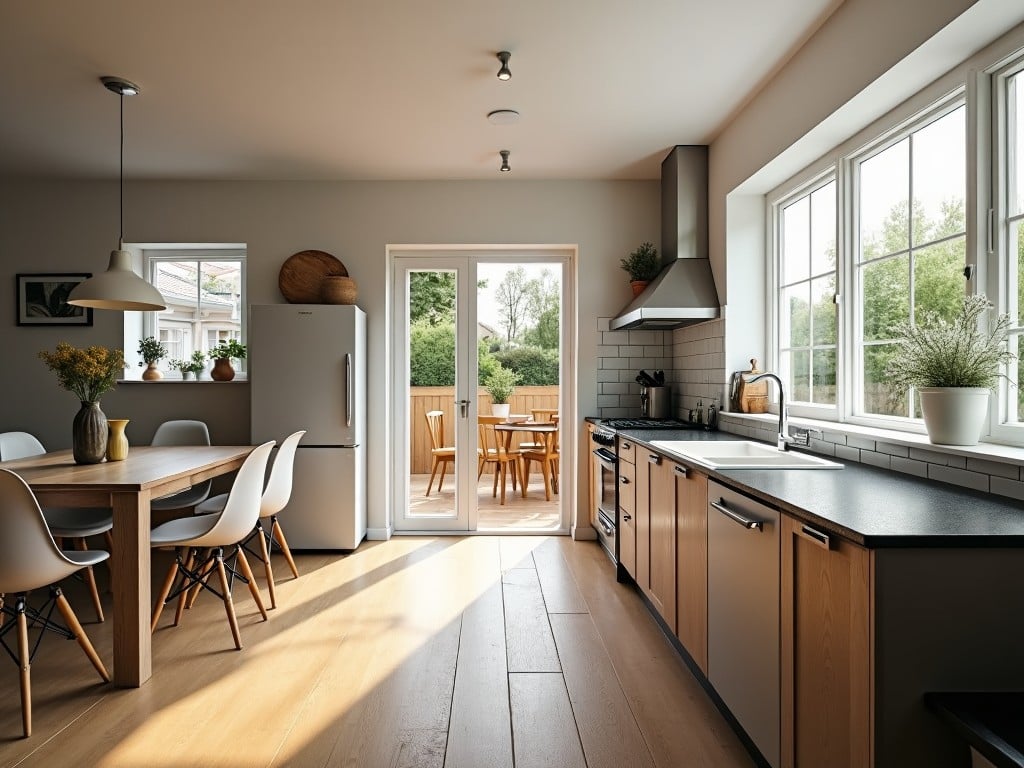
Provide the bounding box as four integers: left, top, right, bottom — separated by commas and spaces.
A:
746, 371, 792, 451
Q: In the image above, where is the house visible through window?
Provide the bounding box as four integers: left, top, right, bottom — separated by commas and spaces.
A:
144, 250, 245, 377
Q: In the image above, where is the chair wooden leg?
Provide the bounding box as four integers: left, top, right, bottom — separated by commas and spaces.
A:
215, 552, 243, 650
272, 517, 300, 580
425, 458, 440, 496
74, 538, 104, 623
517, 459, 527, 497
186, 548, 214, 610
174, 549, 197, 625
499, 461, 507, 505
54, 589, 109, 682
104, 530, 115, 554
541, 460, 553, 501
256, 524, 277, 609
151, 553, 181, 632
437, 458, 449, 492
235, 547, 268, 621
16, 599, 30, 738
522, 458, 532, 496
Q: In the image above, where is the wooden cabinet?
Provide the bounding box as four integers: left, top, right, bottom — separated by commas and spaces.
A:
645, 451, 676, 631
780, 514, 870, 768
620, 437, 648, 591
674, 462, 707, 674
617, 438, 637, 579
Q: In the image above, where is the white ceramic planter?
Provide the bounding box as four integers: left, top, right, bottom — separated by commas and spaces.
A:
492, 403, 511, 418
918, 387, 990, 446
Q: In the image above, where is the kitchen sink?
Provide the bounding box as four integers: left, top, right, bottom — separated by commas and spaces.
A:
649, 440, 843, 470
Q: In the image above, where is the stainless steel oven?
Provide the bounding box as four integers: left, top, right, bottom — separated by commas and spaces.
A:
591, 427, 618, 563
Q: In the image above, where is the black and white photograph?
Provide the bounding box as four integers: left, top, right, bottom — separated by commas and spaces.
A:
16, 273, 93, 326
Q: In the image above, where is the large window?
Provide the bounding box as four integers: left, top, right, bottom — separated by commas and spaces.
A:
144, 250, 245, 377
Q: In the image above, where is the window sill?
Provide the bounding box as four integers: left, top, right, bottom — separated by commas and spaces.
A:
720, 411, 1024, 467
117, 377, 249, 384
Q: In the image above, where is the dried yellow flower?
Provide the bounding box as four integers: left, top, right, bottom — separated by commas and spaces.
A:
39, 342, 125, 403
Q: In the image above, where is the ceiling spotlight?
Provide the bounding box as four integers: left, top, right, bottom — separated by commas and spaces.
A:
499, 150, 511, 172
496, 51, 511, 81
487, 109, 520, 125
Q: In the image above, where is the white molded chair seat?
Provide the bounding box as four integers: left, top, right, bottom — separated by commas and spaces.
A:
0, 431, 111, 622
0, 469, 110, 738
149, 441, 275, 650
150, 420, 213, 511
193, 430, 306, 609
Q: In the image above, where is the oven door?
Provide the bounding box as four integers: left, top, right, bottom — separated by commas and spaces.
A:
593, 447, 618, 562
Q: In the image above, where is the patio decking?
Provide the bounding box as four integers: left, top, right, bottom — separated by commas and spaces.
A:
409, 473, 561, 530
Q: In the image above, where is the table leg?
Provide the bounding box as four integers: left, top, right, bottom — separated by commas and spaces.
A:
111, 491, 152, 687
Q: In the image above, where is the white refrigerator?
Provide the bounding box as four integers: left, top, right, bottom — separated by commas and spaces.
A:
249, 304, 366, 550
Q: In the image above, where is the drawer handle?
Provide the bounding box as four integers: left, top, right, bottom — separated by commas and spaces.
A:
673, 465, 688, 478
710, 499, 763, 530
622, 512, 632, 522
648, 454, 661, 465
621, 442, 632, 450
619, 476, 630, 485
798, 524, 831, 550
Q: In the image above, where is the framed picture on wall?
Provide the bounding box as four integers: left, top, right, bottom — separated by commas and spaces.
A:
16, 273, 93, 326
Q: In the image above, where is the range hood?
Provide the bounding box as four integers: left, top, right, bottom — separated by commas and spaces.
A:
610, 145, 721, 330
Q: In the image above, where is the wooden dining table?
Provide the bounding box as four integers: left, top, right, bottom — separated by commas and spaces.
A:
494, 421, 559, 498
0, 444, 254, 687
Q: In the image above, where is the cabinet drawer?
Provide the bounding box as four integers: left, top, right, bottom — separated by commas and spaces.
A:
618, 458, 636, 514
617, 437, 636, 465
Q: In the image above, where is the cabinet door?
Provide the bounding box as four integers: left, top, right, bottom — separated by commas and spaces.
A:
632, 443, 651, 592
675, 464, 708, 674
646, 451, 676, 631
781, 515, 870, 768
618, 459, 637, 578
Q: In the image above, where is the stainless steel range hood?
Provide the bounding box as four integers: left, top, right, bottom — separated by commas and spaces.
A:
610, 145, 721, 330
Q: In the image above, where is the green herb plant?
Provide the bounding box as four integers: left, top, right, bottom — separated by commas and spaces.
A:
620, 242, 660, 282
137, 336, 167, 366
208, 339, 247, 362
484, 365, 518, 405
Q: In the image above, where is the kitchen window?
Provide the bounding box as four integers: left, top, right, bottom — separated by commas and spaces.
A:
142, 249, 246, 378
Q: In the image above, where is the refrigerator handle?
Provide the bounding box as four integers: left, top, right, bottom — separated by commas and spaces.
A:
344, 353, 353, 428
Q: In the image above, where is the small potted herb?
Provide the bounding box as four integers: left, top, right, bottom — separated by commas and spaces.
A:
885, 294, 1014, 445
620, 242, 660, 296
138, 336, 167, 381
208, 340, 247, 382
485, 365, 518, 418
169, 350, 208, 380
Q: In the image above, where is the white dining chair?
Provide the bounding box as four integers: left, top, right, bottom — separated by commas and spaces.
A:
149, 441, 275, 650
0, 431, 112, 622
0, 469, 110, 738
150, 420, 213, 512
193, 430, 306, 609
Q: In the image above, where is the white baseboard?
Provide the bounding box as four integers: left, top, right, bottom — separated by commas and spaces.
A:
571, 524, 597, 541
366, 526, 392, 541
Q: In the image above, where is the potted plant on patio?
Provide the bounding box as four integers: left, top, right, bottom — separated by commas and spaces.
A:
885, 294, 1014, 445
208, 339, 246, 382
485, 365, 518, 418
620, 241, 660, 297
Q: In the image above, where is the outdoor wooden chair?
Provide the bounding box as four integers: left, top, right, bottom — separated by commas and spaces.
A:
424, 410, 456, 496
522, 425, 560, 501
478, 416, 522, 505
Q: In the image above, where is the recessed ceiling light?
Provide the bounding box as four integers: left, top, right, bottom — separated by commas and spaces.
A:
487, 109, 520, 126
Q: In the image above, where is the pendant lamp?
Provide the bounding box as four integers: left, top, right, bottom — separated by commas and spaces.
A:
68, 76, 166, 311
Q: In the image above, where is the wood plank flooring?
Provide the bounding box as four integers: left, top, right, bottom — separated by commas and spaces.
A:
0, 536, 753, 768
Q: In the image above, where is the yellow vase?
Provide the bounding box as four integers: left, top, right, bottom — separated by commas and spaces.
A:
106, 419, 130, 461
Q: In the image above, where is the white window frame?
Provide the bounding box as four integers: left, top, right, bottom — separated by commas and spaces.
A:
142, 247, 247, 379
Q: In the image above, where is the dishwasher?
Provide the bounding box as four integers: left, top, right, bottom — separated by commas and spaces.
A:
706, 479, 780, 768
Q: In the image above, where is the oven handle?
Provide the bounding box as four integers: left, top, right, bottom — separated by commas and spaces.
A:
596, 510, 615, 536
593, 448, 617, 472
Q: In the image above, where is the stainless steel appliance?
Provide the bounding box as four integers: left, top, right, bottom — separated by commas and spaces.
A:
250, 304, 367, 550
640, 385, 672, 419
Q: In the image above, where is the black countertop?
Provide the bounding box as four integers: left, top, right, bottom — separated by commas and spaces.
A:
613, 428, 1024, 548
926, 693, 1024, 768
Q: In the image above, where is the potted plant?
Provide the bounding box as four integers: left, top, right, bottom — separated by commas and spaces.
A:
885, 294, 1014, 445
169, 350, 207, 380
485, 365, 518, 418
208, 339, 246, 382
620, 241, 660, 296
137, 336, 167, 381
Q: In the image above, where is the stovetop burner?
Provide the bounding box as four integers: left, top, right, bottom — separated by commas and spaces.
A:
599, 418, 697, 430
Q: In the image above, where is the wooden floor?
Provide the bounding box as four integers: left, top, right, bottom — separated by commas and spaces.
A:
0, 537, 752, 768
408, 474, 561, 530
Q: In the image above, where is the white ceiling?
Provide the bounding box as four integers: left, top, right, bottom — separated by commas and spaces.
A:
0, 1, 841, 181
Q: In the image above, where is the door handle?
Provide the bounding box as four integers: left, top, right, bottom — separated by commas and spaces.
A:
456, 399, 470, 418
797, 524, 831, 550
344, 353, 353, 428
710, 499, 763, 530
673, 464, 688, 478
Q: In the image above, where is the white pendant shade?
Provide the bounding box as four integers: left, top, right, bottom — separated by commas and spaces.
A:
67, 250, 166, 311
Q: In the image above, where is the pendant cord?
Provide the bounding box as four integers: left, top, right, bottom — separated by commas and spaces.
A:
118, 91, 124, 249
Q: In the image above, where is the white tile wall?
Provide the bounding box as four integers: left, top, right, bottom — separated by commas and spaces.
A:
670, 319, 726, 420
594, 317, 673, 418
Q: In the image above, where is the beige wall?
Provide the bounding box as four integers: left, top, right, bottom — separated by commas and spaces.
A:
0, 179, 659, 534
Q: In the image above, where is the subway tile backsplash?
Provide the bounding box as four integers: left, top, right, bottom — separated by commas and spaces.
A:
594, 317, 672, 417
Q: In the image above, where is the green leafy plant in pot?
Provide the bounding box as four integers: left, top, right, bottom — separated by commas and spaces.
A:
138, 336, 167, 381
208, 339, 246, 382
620, 242, 660, 297
485, 365, 518, 418
885, 295, 1014, 445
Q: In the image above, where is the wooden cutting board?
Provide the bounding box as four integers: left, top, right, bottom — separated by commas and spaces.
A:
278, 250, 348, 303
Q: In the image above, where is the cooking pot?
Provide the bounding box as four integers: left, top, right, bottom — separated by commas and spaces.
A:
640, 385, 672, 419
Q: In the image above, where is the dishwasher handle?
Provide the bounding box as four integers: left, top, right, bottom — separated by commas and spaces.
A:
710, 499, 763, 531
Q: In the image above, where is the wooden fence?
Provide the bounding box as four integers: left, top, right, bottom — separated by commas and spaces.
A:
409, 385, 559, 473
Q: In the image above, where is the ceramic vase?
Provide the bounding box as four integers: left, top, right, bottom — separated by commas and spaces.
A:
210, 358, 235, 381
106, 419, 130, 461
73, 401, 108, 464
918, 387, 990, 446
492, 403, 511, 418
142, 362, 162, 381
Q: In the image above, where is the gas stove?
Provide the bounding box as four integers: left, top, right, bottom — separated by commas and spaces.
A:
598, 417, 695, 430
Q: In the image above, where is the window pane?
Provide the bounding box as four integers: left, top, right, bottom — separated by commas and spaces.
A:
812, 348, 837, 405
1014, 218, 1024, 327
154, 262, 200, 356
784, 283, 810, 347
810, 181, 836, 277
913, 237, 964, 323
811, 276, 836, 345
911, 107, 966, 246
782, 196, 810, 284
791, 349, 810, 402
862, 255, 909, 342
1017, 334, 1024, 423
860, 138, 910, 260
863, 343, 904, 416
1010, 72, 1023, 217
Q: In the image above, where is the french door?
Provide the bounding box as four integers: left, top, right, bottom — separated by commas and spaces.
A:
391, 247, 573, 533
